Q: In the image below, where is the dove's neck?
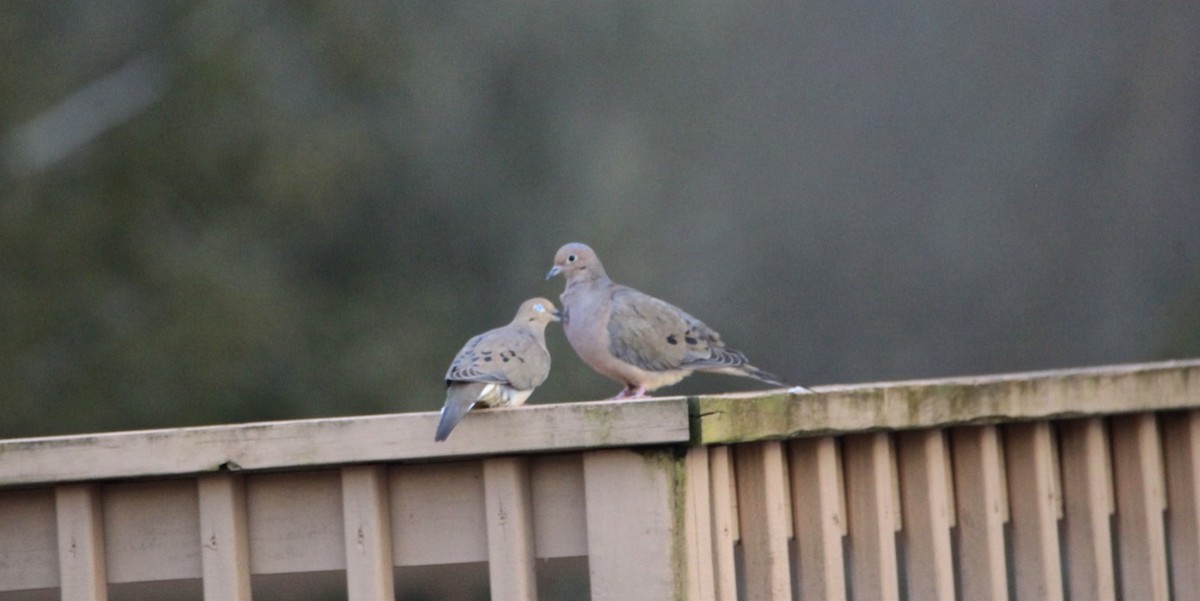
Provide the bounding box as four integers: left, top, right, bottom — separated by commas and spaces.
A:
532, 325, 549, 349
511, 320, 550, 346
561, 274, 611, 326
564, 273, 608, 299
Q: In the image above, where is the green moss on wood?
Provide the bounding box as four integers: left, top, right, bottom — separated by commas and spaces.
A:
582, 405, 617, 444
631, 447, 692, 601
691, 361, 1200, 444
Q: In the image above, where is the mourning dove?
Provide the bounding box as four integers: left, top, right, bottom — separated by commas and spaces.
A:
435, 298, 560, 442
547, 243, 800, 398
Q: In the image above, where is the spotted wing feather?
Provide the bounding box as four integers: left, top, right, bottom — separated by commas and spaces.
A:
606, 286, 750, 373
444, 327, 549, 391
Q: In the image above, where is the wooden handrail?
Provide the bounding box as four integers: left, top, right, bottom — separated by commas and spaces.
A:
693, 358, 1200, 443
0, 398, 690, 487
2, 359, 1197, 489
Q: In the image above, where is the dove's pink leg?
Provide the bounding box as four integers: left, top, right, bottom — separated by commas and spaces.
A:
611, 386, 648, 399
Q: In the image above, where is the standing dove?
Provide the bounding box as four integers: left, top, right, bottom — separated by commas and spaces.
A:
547, 243, 797, 398
435, 298, 560, 442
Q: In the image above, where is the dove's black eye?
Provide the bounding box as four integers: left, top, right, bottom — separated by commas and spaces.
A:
567, 254, 577, 262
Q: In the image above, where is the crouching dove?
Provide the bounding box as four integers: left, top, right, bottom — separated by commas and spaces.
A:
547, 243, 799, 398
435, 298, 560, 442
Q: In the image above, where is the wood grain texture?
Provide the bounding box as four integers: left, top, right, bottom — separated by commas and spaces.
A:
0, 488, 58, 592
584, 448, 690, 601
951, 425, 1008, 601
103, 479, 200, 583
1004, 422, 1064, 601
734, 441, 793, 601
55, 484, 107, 601
895, 430, 954, 601
1162, 410, 1200, 601
789, 436, 846, 601
694, 359, 1200, 444
0, 397, 691, 488
1110, 413, 1169, 601
529, 453, 587, 559
842, 432, 899, 601
707, 445, 738, 601
390, 462, 486, 567
198, 473, 251, 601
683, 446, 717, 601
341, 465, 394, 601
1057, 418, 1115, 601
483, 457, 537, 601
247, 470, 346, 574
4, 362, 1198, 489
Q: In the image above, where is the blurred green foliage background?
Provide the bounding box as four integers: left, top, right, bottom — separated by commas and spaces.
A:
2, 2, 1198, 438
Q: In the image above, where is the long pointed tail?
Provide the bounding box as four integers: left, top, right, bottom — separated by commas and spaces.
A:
737, 364, 789, 388
435, 392, 476, 442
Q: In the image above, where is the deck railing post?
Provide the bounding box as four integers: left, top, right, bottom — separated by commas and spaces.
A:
1162, 410, 1200, 601
1111, 413, 1170, 601
341, 465, 395, 601
734, 441, 793, 601
895, 429, 955, 600
197, 473, 251, 601
1057, 418, 1116, 601
584, 447, 706, 601
707, 445, 738, 601
55, 483, 107, 601
1004, 422, 1065, 601
683, 446, 717, 601
950, 425, 1009, 601
842, 432, 900, 601
482, 457, 537, 601
790, 436, 847, 601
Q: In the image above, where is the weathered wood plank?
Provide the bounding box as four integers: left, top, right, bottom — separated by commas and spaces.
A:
895, 430, 955, 600
734, 441, 793, 601
1110, 413, 1169, 601
789, 436, 846, 601
103, 479, 200, 583
4, 361, 1197, 489
683, 446, 717, 601
693, 359, 1200, 444
1057, 418, 1115, 601
529, 454, 586, 559
197, 473, 251, 601
707, 445, 738, 601
0, 397, 691, 488
4, 361, 1198, 490
341, 465, 394, 601
483, 457, 537, 601
1162, 410, 1200, 601
0, 488, 58, 592
1004, 422, 1064, 601
390, 461, 486, 567
247, 470, 345, 574
583, 448, 691, 601
842, 432, 900, 601
951, 425, 1008, 601
55, 484, 107, 601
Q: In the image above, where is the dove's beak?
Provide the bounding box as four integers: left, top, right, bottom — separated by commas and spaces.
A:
550, 309, 563, 322
546, 265, 562, 280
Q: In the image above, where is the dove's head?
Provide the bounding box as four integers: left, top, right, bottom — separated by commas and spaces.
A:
546, 242, 606, 282
514, 297, 561, 327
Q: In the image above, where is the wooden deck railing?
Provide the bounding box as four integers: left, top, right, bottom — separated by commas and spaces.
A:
1, 359, 1199, 601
